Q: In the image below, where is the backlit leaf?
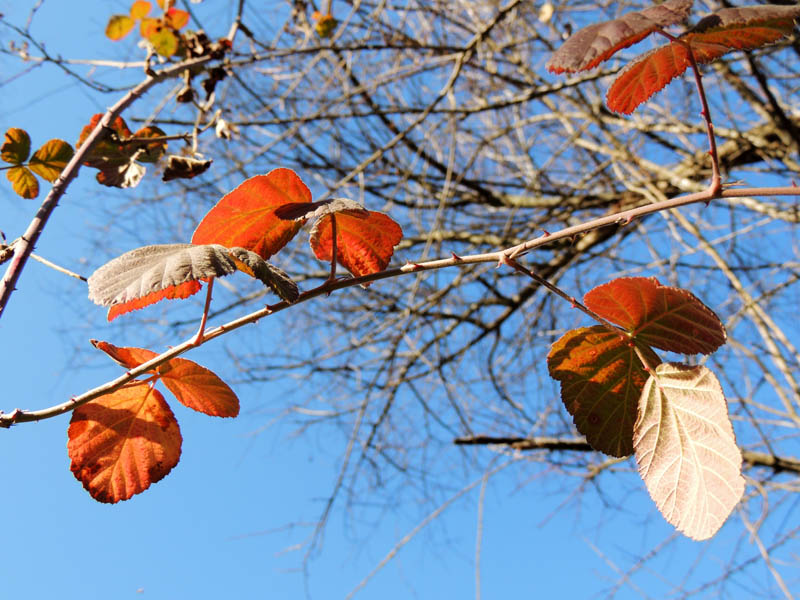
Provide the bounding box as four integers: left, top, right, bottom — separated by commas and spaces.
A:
547, 325, 660, 457
227, 246, 300, 303
607, 4, 800, 114
68, 383, 182, 503
91, 340, 240, 417
312, 12, 338, 38
165, 7, 190, 29
634, 363, 744, 540
275, 197, 369, 221
130, 0, 152, 20
140, 17, 160, 38
584, 277, 725, 355
28, 139, 74, 182
1, 127, 31, 164
546, 0, 693, 74
147, 26, 179, 56
88, 243, 237, 320
105, 15, 136, 40
76, 114, 134, 168
6, 166, 39, 199
191, 169, 309, 259
309, 210, 403, 280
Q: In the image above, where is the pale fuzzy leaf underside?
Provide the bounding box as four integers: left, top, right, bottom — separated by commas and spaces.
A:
634, 363, 745, 540
274, 197, 370, 221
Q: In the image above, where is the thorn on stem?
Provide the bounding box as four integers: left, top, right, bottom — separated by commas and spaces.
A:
451, 251, 462, 261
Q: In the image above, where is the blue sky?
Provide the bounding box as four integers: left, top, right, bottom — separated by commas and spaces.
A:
1, 2, 794, 599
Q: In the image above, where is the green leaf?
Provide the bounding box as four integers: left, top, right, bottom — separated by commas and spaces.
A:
147, 26, 179, 57
28, 139, 74, 182
547, 325, 659, 457
2, 128, 31, 164
6, 165, 39, 199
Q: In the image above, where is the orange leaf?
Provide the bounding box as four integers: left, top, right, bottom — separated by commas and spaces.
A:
68, 383, 182, 503
165, 7, 190, 30
6, 165, 39, 199
191, 169, 309, 259
28, 139, 74, 182
310, 211, 403, 279
131, 126, 167, 163
129, 0, 152, 20
607, 4, 800, 114
76, 114, 134, 168
91, 340, 240, 417
584, 277, 726, 355
546, 0, 693, 74
140, 17, 160, 38
106, 15, 136, 40
547, 326, 659, 457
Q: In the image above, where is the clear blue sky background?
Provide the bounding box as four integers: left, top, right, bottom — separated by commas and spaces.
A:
0, 2, 778, 599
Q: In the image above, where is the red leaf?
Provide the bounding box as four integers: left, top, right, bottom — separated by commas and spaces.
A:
164, 7, 190, 30
547, 326, 660, 457
310, 211, 403, 279
546, 0, 693, 74
584, 277, 726, 355
68, 383, 182, 503
191, 169, 309, 259
88, 243, 238, 320
91, 340, 240, 417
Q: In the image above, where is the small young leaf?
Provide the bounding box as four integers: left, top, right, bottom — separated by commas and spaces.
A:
584, 277, 725, 355
275, 198, 369, 221
87, 243, 237, 319
634, 363, 744, 540
227, 246, 300, 303
6, 165, 39, 199
312, 12, 338, 38
91, 340, 240, 417
28, 139, 74, 182
106, 15, 136, 40
165, 7, 190, 29
68, 383, 182, 503
191, 169, 309, 259
1, 127, 31, 164
546, 0, 693, 74
162, 155, 212, 181
130, 0, 152, 20
310, 211, 403, 280
547, 325, 660, 457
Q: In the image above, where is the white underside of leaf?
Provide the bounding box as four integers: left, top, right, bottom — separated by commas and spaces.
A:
634, 363, 744, 540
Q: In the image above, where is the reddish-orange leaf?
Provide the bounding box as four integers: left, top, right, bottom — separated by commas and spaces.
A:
546, 0, 693, 74
607, 4, 800, 114
165, 7, 190, 30
6, 165, 39, 199
107, 280, 202, 321
91, 340, 240, 417
130, 0, 152, 20
310, 211, 403, 280
1, 127, 31, 164
191, 169, 309, 259
131, 126, 167, 163
68, 383, 182, 503
106, 15, 136, 40
547, 325, 660, 457
28, 139, 74, 182
584, 277, 726, 355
